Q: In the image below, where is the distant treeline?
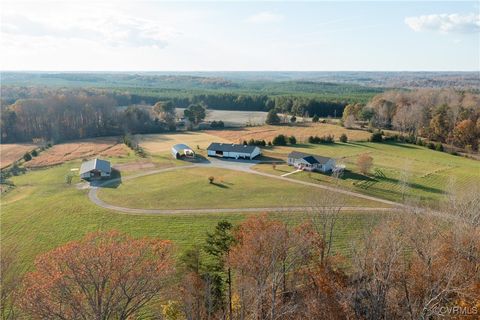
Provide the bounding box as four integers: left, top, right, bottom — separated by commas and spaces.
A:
0, 91, 167, 143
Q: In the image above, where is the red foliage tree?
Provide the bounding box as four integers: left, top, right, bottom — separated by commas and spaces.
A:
19, 231, 174, 320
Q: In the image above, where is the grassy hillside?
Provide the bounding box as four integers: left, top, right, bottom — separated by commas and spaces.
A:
254, 141, 480, 205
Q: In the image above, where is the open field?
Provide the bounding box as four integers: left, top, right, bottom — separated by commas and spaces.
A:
254, 141, 480, 205
138, 131, 230, 155
1, 158, 387, 269
206, 123, 371, 144
24, 137, 128, 167
177, 108, 270, 127
0, 143, 38, 169
98, 167, 382, 209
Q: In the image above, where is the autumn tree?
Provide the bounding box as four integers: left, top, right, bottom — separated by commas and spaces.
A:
228, 215, 314, 320
153, 100, 176, 131
357, 153, 373, 175
19, 231, 174, 320
1, 246, 24, 320
429, 104, 452, 142
452, 119, 478, 150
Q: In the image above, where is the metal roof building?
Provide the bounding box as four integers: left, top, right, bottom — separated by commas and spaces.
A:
172, 144, 195, 159
207, 143, 261, 160
79, 158, 111, 180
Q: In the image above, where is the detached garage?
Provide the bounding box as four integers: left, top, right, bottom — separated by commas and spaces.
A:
207, 143, 261, 160
80, 158, 111, 180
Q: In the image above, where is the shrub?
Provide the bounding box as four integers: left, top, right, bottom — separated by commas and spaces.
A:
247, 139, 266, 146
31, 149, 38, 157
339, 133, 348, 143
308, 135, 334, 144
435, 142, 444, 152
288, 136, 297, 145
208, 176, 214, 184
427, 142, 435, 150
23, 152, 32, 162
267, 141, 272, 146
210, 120, 225, 129
312, 115, 319, 123
370, 131, 383, 142
290, 115, 296, 123
357, 153, 373, 175
272, 134, 287, 146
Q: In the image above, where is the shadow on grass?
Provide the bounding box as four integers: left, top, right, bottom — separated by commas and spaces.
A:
209, 182, 229, 189
92, 169, 122, 189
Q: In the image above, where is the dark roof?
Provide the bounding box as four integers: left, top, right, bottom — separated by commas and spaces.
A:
80, 158, 111, 174
207, 143, 258, 154
288, 151, 333, 165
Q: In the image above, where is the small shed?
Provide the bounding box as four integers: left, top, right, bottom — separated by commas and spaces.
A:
207, 143, 261, 160
287, 151, 335, 173
79, 158, 111, 180
172, 144, 195, 159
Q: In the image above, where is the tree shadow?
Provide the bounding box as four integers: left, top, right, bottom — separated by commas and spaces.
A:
210, 182, 229, 189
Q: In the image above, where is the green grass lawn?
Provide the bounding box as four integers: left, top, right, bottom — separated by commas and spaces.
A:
255, 141, 480, 206
2, 156, 387, 270
98, 167, 382, 209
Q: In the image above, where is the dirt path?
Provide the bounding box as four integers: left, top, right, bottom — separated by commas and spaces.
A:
88, 161, 402, 215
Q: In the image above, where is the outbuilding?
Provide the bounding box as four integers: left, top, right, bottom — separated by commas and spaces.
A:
287, 151, 335, 172
172, 144, 195, 159
79, 158, 111, 180
207, 143, 261, 160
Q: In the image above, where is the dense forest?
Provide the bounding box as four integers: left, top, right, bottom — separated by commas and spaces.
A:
0, 86, 348, 143
343, 89, 480, 150
3, 189, 479, 319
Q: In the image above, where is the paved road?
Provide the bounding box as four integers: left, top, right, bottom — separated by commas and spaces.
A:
88, 159, 402, 215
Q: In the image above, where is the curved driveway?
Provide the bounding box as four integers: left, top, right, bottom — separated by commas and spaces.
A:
88, 158, 402, 215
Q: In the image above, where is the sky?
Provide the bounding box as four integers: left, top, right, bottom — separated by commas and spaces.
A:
1, 1, 479, 71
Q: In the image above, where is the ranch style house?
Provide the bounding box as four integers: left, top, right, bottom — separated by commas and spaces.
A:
207, 143, 261, 160
287, 151, 335, 172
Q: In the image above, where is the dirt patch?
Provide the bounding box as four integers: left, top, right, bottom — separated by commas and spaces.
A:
25, 137, 128, 168
206, 123, 371, 143
0, 143, 39, 169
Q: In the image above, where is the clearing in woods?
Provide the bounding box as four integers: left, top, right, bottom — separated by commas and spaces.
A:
206, 123, 371, 144
24, 137, 128, 167
0, 143, 39, 169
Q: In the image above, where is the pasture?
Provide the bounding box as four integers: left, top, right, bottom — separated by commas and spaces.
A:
177, 108, 269, 127
254, 141, 480, 205
24, 137, 128, 167
98, 167, 382, 209
206, 123, 371, 144
1, 158, 386, 269
0, 143, 38, 169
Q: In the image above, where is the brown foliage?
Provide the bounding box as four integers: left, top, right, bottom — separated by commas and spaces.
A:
356, 153, 373, 175
19, 231, 174, 320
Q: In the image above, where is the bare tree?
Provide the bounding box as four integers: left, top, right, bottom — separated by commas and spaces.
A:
1, 246, 24, 320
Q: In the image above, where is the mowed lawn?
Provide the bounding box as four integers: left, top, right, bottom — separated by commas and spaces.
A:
254, 141, 480, 205
98, 167, 383, 209
2, 160, 387, 270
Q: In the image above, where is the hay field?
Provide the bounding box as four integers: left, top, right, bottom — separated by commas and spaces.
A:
206, 123, 370, 143
176, 108, 269, 127
138, 132, 231, 155
25, 137, 128, 167
0, 143, 38, 169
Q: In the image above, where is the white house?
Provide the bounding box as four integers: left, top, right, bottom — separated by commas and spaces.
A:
79, 158, 111, 180
171, 144, 195, 159
287, 151, 335, 173
207, 143, 261, 160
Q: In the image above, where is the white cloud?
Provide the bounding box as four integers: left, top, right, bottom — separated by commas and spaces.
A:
1, 11, 177, 48
405, 13, 480, 34
245, 11, 284, 24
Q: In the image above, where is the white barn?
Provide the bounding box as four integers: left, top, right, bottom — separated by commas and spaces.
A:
287, 151, 335, 173
172, 144, 195, 159
207, 143, 261, 160
79, 158, 111, 180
